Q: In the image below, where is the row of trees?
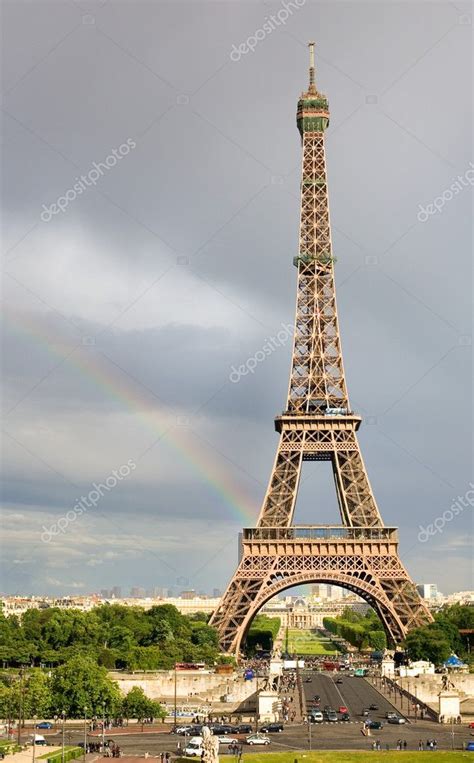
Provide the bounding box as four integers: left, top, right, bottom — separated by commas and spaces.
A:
405, 604, 474, 665
0, 656, 166, 720
323, 608, 387, 652
0, 604, 221, 670
246, 616, 281, 655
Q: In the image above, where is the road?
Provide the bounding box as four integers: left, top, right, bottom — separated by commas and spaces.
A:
303, 670, 403, 722
17, 675, 472, 754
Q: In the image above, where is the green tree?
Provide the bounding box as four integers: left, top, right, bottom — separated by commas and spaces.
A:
23, 670, 52, 718
51, 655, 121, 717
405, 626, 452, 664
122, 687, 166, 722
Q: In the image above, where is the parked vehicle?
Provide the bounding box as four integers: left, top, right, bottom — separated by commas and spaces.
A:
237, 724, 253, 734
366, 721, 383, 730
336, 678, 343, 684
35, 722, 53, 730
259, 723, 283, 733
309, 711, 323, 723
338, 706, 348, 714
385, 712, 398, 720
340, 713, 350, 721
361, 709, 371, 717
465, 741, 474, 751
184, 738, 203, 757
217, 737, 239, 745
31, 736, 47, 746
211, 725, 235, 735
369, 704, 379, 711
388, 717, 406, 725
174, 725, 194, 735
246, 734, 270, 746
327, 711, 338, 722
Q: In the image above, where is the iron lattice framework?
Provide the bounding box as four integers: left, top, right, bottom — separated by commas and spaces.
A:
210, 44, 432, 655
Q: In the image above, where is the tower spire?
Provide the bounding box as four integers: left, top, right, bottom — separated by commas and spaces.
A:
308, 41, 316, 93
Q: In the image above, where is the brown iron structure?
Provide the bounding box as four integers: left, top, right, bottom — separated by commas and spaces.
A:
210, 43, 433, 655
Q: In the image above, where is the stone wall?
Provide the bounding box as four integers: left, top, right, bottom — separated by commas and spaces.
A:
108, 670, 256, 704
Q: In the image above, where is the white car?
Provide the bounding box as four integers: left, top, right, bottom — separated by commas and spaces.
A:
246, 734, 270, 746
217, 737, 239, 745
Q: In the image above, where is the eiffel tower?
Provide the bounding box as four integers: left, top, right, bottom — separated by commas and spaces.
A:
210, 43, 433, 655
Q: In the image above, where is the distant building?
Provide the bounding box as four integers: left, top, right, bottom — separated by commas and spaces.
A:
111, 586, 122, 598
130, 587, 145, 598
212, 588, 222, 598
416, 583, 439, 600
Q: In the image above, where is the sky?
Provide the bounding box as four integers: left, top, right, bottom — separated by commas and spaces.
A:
1, 0, 472, 599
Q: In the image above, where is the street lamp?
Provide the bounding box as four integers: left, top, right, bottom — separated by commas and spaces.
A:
32, 715, 37, 763
83, 707, 88, 763
173, 665, 177, 732
102, 701, 106, 753
61, 711, 66, 763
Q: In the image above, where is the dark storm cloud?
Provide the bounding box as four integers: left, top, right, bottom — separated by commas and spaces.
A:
1, 0, 472, 595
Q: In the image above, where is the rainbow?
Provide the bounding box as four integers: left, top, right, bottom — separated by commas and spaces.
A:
4, 308, 260, 525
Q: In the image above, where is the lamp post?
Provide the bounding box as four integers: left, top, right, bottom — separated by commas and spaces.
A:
17, 668, 24, 746
102, 702, 106, 753
83, 707, 87, 763
173, 665, 177, 732
32, 715, 37, 763
308, 717, 312, 751
61, 711, 66, 763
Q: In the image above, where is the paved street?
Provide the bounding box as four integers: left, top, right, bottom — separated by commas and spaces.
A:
15, 674, 472, 754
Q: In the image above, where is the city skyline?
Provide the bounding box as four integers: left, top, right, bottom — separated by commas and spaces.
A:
2, 2, 471, 598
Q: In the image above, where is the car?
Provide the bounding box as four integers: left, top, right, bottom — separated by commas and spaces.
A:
237, 724, 253, 734
336, 678, 343, 684
304, 677, 312, 683
259, 723, 283, 733
174, 725, 194, 735
327, 712, 338, 722
31, 736, 47, 746
469, 722, 474, 729
323, 704, 331, 711
246, 734, 270, 746
466, 741, 474, 751
314, 695, 320, 701
211, 725, 234, 735
361, 709, 371, 717
369, 704, 378, 711
184, 738, 203, 757
340, 713, 350, 721
309, 711, 323, 723
385, 712, 398, 720
217, 737, 239, 745
36, 722, 53, 730
366, 721, 383, 730
338, 706, 348, 714
388, 717, 406, 725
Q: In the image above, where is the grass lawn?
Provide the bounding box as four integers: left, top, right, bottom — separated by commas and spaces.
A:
239, 752, 471, 762
286, 629, 338, 656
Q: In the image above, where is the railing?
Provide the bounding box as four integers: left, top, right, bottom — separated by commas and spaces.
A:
242, 526, 398, 542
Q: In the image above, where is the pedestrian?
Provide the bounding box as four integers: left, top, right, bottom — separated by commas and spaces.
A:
403, 740, 407, 750
418, 740, 424, 751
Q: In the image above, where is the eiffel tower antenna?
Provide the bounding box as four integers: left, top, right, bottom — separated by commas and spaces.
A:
210, 44, 433, 657
308, 41, 316, 92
